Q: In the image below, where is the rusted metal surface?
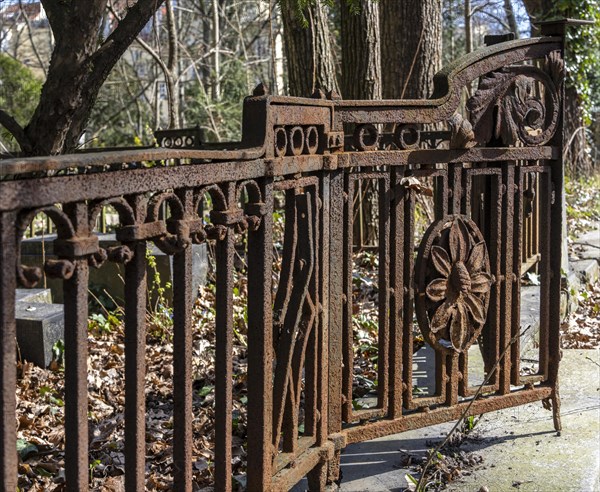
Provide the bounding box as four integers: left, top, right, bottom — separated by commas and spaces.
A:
0, 33, 568, 490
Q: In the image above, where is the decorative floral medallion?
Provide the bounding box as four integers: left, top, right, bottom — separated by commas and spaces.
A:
415, 215, 494, 353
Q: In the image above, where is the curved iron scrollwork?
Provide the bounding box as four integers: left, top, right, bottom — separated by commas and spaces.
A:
467, 51, 564, 147
415, 215, 494, 353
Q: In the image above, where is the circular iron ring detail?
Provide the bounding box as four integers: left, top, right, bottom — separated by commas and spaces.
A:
287, 126, 305, 156
305, 125, 319, 155
274, 126, 287, 157
394, 124, 420, 150
353, 123, 380, 151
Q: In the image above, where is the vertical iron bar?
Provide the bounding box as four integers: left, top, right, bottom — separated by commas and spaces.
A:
173, 189, 194, 491
63, 202, 90, 491
377, 177, 390, 411
316, 175, 329, 445
538, 171, 551, 378
326, 170, 344, 485
511, 168, 524, 384
389, 168, 404, 417
342, 176, 354, 422
304, 187, 320, 439
500, 163, 516, 394
124, 239, 147, 491
215, 184, 235, 491
247, 178, 274, 490
0, 211, 17, 491
401, 185, 415, 408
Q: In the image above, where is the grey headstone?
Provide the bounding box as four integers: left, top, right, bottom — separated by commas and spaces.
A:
15, 302, 64, 368
16, 288, 53, 304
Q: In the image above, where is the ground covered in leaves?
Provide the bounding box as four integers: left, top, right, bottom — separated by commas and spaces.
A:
16, 281, 250, 491
561, 175, 600, 350
561, 280, 600, 349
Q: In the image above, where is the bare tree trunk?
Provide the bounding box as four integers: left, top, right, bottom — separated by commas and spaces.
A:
465, 0, 472, 53
341, 0, 381, 100
21, 0, 164, 155
280, 0, 339, 97
212, 0, 221, 100
380, 0, 442, 99
504, 0, 520, 38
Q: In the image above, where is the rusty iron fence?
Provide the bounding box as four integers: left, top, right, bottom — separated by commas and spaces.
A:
0, 23, 572, 491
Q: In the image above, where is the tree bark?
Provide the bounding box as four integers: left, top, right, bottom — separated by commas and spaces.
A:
380, 0, 442, 99
21, 0, 164, 155
521, 0, 591, 176
280, 0, 339, 97
341, 0, 381, 100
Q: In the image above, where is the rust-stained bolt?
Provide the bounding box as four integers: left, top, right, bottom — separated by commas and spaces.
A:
88, 248, 108, 269
206, 224, 227, 241
192, 228, 208, 243
44, 259, 75, 280
107, 245, 134, 264
18, 265, 42, 288
246, 216, 262, 231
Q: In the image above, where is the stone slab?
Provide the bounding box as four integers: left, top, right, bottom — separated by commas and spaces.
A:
334, 349, 599, 492
16, 288, 52, 304
15, 302, 64, 368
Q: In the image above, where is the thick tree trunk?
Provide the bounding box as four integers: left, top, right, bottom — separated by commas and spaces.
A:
521, 0, 591, 175
341, 1, 381, 246
340, 1, 381, 100
280, 0, 339, 97
21, 0, 163, 155
380, 0, 442, 99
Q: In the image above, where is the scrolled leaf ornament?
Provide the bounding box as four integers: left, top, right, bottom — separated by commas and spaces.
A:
467, 51, 563, 147
415, 215, 494, 353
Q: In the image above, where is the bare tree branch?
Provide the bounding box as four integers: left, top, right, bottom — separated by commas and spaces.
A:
0, 110, 32, 153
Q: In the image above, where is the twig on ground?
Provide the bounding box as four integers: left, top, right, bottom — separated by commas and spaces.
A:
585, 356, 600, 368
415, 325, 531, 491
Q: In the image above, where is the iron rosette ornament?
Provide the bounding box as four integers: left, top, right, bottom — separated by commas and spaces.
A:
415, 215, 494, 353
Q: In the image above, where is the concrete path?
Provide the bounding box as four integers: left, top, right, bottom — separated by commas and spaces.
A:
337, 349, 600, 492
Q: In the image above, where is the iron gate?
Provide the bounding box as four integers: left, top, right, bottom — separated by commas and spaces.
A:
0, 22, 570, 491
